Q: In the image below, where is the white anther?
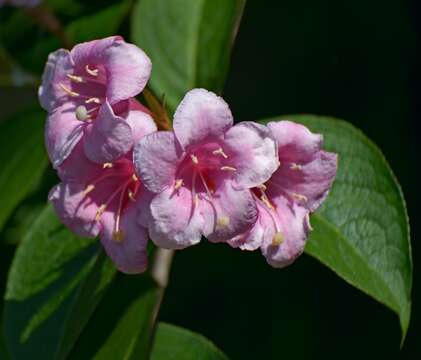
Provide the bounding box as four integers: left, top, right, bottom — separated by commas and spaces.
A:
292, 193, 308, 202
59, 83, 79, 97
212, 147, 228, 159
220, 166, 237, 172
132, 174, 138, 182
272, 232, 284, 246
75, 105, 90, 121
290, 163, 302, 170
103, 162, 113, 169
112, 230, 124, 242
83, 184, 95, 195
95, 204, 107, 221
174, 179, 184, 190
66, 74, 83, 83
85, 65, 99, 77
190, 154, 199, 164
258, 184, 267, 191
85, 97, 101, 104
217, 216, 230, 227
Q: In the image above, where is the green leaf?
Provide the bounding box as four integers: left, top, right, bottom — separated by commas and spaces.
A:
0, 107, 48, 231
131, 0, 246, 112
68, 274, 159, 360
151, 322, 229, 360
262, 115, 412, 342
3, 205, 116, 359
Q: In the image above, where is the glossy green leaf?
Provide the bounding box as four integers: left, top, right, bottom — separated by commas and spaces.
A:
131, 0, 246, 112
0, 107, 48, 231
262, 115, 412, 341
3, 205, 116, 359
69, 274, 159, 360
151, 322, 229, 360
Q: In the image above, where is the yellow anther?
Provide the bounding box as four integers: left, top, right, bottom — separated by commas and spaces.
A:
75, 105, 90, 121
212, 147, 228, 159
290, 163, 302, 170
132, 174, 138, 182
220, 166, 237, 172
217, 215, 230, 227
261, 194, 274, 210
103, 162, 113, 169
95, 204, 107, 221
128, 189, 136, 202
272, 232, 284, 246
190, 154, 199, 164
112, 230, 124, 242
292, 193, 308, 202
59, 83, 79, 97
83, 184, 95, 195
85, 65, 99, 76
66, 74, 83, 83
174, 179, 184, 190
85, 97, 101, 104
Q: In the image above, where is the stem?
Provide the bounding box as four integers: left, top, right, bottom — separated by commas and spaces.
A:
151, 248, 174, 289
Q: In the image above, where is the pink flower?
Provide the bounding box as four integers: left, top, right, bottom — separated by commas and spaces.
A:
134, 89, 279, 249
49, 115, 157, 274
39, 36, 152, 167
228, 121, 338, 268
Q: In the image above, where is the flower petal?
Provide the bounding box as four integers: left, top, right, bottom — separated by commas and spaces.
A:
149, 186, 204, 249
125, 100, 157, 144
173, 89, 233, 149
100, 203, 148, 274
83, 100, 133, 163
203, 181, 258, 243
133, 131, 181, 193
223, 121, 279, 189
49, 182, 101, 238
267, 120, 323, 163
45, 103, 84, 168
38, 48, 73, 112
260, 196, 311, 268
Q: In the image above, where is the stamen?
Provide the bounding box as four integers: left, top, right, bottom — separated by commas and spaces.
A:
128, 189, 136, 202
95, 204, 107, 221
258, 184, 267, 191
112, 230, 124, 242
85, 97, 101, 104
174, 179, 184, 190
190, 154, 199, 164
292, 193, 308, 202
66, 74, 83, 83
198, 171, 213, 197
83, 184, 95, 195
217, 215, 230, 227
260, 195, 274, 210
59, 83, 79, 97
290, 163, 302, 170
75, 105, 90, 121
132, 174, 138, 182
103, 162, 113, 169
85, 65, 99, 77
272, 232, 284, 246
220, 166, 237, 172
194, 194, 200, 207
212, 147, 228, 159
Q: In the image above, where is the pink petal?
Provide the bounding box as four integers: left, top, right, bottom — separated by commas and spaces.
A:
124, 102, 157, 144
267, 120, 323, 163
149, 186, 204, 249
83, 100, 133, 164
38, 49, 73, 112
45, 103, 84, 168
223, 121, 279, 189
133, 131, 181, 193
71, 36, 152, 104
203, 182, 258, 243
49, 182, 101, 238
260, 196, 311, 268
99, 204, 148, 274
173, 89, 233, 149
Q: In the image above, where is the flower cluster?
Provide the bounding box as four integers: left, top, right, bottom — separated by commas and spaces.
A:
40, 37, 337, 274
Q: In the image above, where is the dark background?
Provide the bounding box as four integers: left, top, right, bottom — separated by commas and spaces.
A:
159, 0, 421, 359
0, 0, 419, 359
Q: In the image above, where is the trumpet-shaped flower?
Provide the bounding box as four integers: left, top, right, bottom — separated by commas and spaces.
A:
49, 115, 157, 274
134, 89, 279, 249
39, 36, 152, 166
228, 121, 338, 268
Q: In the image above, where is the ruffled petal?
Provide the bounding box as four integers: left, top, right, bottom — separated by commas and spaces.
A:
203, 181, 258, 243
133, 131, 181, 193
100, 203, 148, 274
45, 103, 84, 168
223, 121, 279, 189
267, 120, 323, 163
148, 186, 204, 249
48, 182, 101, 238
260, 196, 311, 268
173, 89, 233, 150
83, 100, 133, 164
124, 101, 157, 144
38, 48, 73, 112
